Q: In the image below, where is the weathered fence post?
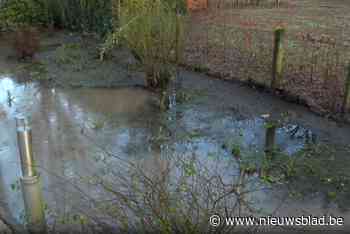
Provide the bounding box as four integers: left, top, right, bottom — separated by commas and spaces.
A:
236, 168, 247, 215
16, 117, 47, 234
265, 120, 277, 158
236, 169, 246, 195
275, 0, 280, 8
255, 0, 261, 7
342, 63, 350, 113
271, 27, 285, 90
160, 90, 170, 111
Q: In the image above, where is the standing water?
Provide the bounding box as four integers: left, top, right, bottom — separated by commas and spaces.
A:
0, 74, 350, 232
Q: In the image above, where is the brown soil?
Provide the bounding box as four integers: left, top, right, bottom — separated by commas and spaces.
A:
185, 0, 350, 115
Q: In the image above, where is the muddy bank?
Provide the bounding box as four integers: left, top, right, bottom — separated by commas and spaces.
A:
180, 69, 350, 145
0, 31, 145, 88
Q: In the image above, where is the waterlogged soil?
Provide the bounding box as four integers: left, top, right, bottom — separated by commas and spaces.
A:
1, 31, 350, 232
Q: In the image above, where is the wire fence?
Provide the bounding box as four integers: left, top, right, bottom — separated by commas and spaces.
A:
184, 0, 350, 114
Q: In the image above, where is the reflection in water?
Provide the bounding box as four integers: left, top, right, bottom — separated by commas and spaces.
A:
0, 161, 17, 225
0, 119, 23, 223
0, 76, 349, 231
0, 76, 39, 117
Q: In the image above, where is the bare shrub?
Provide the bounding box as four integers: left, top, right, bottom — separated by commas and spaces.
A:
13, 26, 40, 60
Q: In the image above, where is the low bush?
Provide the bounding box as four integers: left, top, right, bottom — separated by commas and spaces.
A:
102, 0, 186, 90
14, 26, 40, 59
0, 0, 112, 35
0, 0, 48, 28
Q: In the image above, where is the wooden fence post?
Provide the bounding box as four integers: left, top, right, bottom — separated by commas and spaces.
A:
275, 0, 280, 8
265, 121, 277, 159
342, 63, 350, 113
271, 27, 285, 90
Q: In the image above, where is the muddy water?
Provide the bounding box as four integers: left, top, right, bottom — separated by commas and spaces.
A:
0, 76, 160, 223
0, 75, 350, 231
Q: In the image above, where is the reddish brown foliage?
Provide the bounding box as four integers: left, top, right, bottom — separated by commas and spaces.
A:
13, 26, 40, 59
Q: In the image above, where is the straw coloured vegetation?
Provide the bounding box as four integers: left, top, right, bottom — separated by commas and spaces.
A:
101, 0, 186, 90
185, 0, 350, 116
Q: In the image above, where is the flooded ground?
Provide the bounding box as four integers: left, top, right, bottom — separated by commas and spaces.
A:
1, 32, 350, 233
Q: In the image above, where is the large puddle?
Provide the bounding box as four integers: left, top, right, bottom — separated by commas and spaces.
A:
1, 75, 350, 231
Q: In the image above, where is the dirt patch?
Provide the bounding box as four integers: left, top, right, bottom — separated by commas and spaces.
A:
184, 0, 350, 115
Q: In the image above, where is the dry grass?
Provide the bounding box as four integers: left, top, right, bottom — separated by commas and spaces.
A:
184, 0, 350, 114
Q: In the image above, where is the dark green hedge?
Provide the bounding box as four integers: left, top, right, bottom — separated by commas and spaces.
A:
0, 0, 112, 35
